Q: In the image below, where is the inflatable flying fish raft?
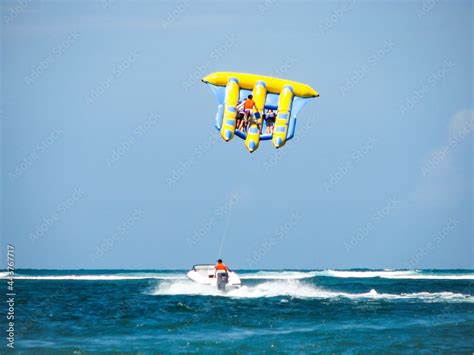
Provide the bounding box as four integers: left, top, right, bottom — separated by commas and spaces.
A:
202, 72, 319, 153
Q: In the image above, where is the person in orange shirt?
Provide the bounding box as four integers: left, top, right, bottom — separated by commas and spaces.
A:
237, 95, 259, 131
215, 259, 229, 272
243, 94, 257, 115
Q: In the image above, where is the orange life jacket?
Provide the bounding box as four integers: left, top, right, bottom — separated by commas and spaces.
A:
244, 99, 255, 110
215, 263, 228, 271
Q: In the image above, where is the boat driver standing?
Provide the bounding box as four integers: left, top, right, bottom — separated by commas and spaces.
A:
215, 259, 229, 273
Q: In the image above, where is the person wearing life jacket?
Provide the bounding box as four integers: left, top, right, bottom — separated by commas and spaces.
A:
215, 259, 229, 273
238, 95, 259, 131
264, 109, 276, 134
236, 101, 245, 131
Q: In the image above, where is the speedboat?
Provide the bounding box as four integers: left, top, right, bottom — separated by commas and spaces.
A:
187, 264, 241, 291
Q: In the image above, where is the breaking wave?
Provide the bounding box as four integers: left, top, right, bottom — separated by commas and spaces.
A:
2, 269, 472, 281
0, 272, 186, 281
315, 270, 474, 280
240, 271, 319, 280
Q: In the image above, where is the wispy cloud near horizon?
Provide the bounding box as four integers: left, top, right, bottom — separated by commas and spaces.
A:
414, 109, 473, 207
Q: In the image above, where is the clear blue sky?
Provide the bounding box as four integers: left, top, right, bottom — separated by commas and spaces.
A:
1, 0, 472, 269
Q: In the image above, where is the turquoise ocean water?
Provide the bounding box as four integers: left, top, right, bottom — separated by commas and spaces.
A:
2, 269, 473, 353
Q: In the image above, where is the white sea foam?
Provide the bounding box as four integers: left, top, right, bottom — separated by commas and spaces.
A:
0, 273, 186, 281
1, 270, 316, 281
151, 279, 474, 302
3, 269, 473, 281
240, 271, 319, 280
317, 270, 474, 280
241, 270, 474, 280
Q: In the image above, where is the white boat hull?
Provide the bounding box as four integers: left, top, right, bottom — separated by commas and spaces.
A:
187, 264, 241, 290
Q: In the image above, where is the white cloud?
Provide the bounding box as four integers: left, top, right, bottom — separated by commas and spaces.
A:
415, 109, 473, 206
448, 109, 474, 137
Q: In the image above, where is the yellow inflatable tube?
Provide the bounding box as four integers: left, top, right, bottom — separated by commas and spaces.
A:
272, 86, 293, 148
244, 81, 267, 152
221, 78, 240, 141
202, 72, 319, 98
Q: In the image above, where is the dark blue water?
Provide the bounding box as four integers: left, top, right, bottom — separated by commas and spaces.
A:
2, 269, 473, 353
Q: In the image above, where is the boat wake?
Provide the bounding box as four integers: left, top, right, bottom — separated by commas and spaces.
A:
151, 279, 474, 302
